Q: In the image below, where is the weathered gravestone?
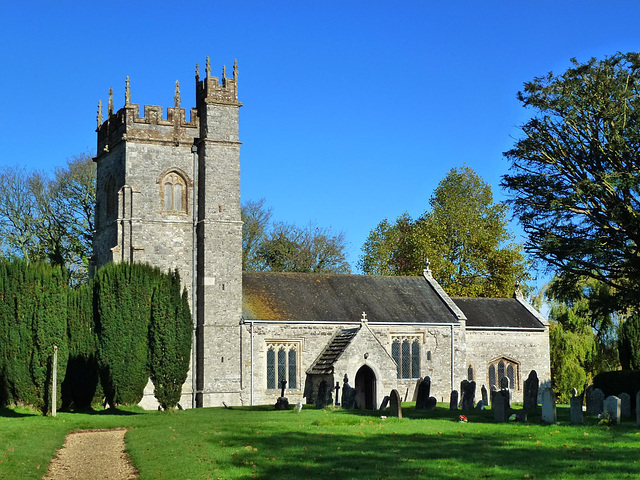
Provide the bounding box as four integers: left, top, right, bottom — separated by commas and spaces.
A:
499, 377, 511, 409
475, 400, 486, 410
490, 385, 497, 407
416, 377, 431, 410
425, 397, 437, 410
604, 395, 621, 424
334, 382, 341, 406
412, 377, 423, 402
275, 380, 290, 410
636, 391, 640, 426
462, 381, 476, 411
541, 387, 557, 423
493, 390, 508, 423
570, 389, 583, 425
390, 389, 402, 418
450, 390, 459, 410
459, 380, 469, 408
523, 370, 539, 411
341, 375, 357, 409
619, 392, 631, 420
588, 388, 605, 416
315, 380, 328, 409
481, 384, 488, 407
379, 395, 390, 410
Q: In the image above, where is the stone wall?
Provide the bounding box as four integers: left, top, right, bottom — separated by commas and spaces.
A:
465, 328, 551, 402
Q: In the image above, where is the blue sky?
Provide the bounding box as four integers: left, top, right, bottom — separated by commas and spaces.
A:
2, 1, 640, 284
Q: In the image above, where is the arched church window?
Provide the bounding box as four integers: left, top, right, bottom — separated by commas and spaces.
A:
160, 171, 188, 213
391, 335, 421, 379
266, 349, 276, 389
507, 364, 515, 389
487, 357, 519, 390
488, 365, 496, 389
266, 342, 300, 390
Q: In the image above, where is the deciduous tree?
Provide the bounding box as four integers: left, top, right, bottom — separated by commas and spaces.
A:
359, 167, 529, 297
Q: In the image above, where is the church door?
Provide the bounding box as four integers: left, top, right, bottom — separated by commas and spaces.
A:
355, 365, 376, 409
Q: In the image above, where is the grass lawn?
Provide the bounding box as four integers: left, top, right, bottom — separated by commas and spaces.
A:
1, 403, 639, 479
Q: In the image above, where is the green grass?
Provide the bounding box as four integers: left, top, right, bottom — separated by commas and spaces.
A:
1, 403, 639, 479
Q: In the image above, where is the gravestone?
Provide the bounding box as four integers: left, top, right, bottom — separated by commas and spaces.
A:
589, 388, 605, 416
275, 380, 290, 410
522, 370, 539, 411
475, 400, 485, 410
493, 391, 508, 423
570, 391, 583, 425
604, 395, 621, 424
425, 397, 437, 410
499, 376, 509, 390
449, 390, 459, 410
541, 387, 557, 423
459, 380, 469, 408
390, 389, 402, 418
481, 384, 489, 407
416, 377, 431, 409
619, 392, 631, 420
462, 381, 476, 411
334, 382, 341, 406
499, 377, 511, 409
585, 385, 594, 414
636, 391, 640, 426
379, 395, 390, 410
412, 378, 423, 402
315, 380, 328, 409
490, 385, 497, 407
341, 375, 357, 409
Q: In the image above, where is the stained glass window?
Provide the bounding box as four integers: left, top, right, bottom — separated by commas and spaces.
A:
266, 349, 275, 389
391, 336, 421, 379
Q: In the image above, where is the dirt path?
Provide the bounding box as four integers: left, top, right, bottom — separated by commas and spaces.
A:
43, 429, 138, 480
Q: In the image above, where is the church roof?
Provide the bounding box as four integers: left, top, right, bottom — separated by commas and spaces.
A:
452, 297, 546, 330
307, 328, 359, 375
242, 272, 461, 323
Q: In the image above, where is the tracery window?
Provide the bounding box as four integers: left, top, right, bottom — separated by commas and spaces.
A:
487, 357, 519, 390
266, 342, 298, 390
391, 336, 421, 379
160, 171, 188, 213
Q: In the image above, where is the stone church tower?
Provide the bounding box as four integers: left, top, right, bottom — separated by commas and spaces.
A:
94, 58, 243, 407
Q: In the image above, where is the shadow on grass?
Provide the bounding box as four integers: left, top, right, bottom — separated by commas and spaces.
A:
208, 421, 639, 479
0, 407, 40, 418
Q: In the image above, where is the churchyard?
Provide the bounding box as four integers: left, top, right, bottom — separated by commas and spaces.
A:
1, 401, 638, 480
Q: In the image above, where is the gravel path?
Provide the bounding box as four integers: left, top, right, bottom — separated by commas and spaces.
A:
43, 429, 138, 480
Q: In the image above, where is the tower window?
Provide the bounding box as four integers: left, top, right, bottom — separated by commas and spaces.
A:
160, 172, 188, 213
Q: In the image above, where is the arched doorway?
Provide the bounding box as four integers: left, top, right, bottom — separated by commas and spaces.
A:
355, 365, 376, 409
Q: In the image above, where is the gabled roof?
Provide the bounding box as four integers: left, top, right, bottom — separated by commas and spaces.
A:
452, 297, 546, 330
242, 272, 460, 323
307, 328, 359, 375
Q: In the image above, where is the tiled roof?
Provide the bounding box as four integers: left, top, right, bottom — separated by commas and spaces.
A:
242, 272, 460, 323
452, 297, 545, 329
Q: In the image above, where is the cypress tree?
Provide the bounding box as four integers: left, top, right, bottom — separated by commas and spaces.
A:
618, 314, 640, 370
95, 262, 159, 407
149, 270, 192, 409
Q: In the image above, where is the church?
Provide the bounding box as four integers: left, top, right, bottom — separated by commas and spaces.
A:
93, 57, 551, 409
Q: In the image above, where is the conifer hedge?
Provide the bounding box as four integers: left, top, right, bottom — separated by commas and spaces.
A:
149, 270, 192, 409
0, 259, 69, 413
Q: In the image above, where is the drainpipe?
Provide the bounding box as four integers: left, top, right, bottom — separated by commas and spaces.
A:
191, 144, 198, 409
450, 324, 455, 392
250, 321, 254, 406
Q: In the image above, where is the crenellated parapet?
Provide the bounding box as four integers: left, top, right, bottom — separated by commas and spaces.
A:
96, 77, 198, 156
196, 57, 241, 107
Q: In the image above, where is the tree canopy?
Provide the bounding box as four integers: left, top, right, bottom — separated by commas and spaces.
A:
502, 52, 640, 312
359, 167, 529, 297
0, 154, 96, 284
242, 199, 350, 274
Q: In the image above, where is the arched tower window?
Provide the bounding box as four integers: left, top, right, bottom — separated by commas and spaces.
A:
106, 176, 117, 221
159, 170, 188, 214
